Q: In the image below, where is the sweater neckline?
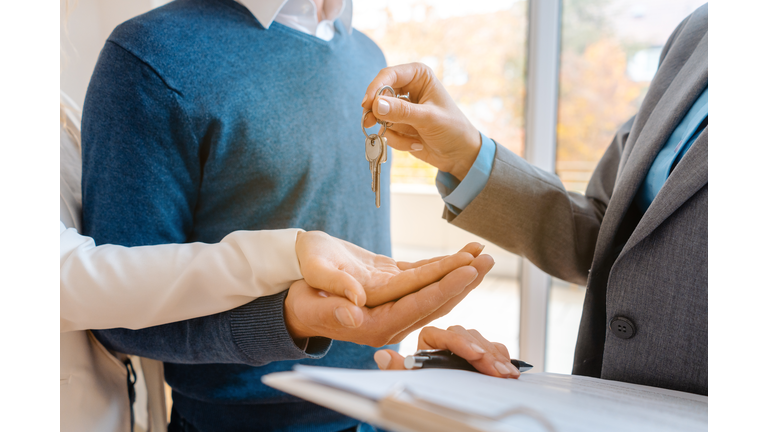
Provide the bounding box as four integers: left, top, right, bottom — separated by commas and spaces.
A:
214, 0, 349, 48
269, 19, 348, 47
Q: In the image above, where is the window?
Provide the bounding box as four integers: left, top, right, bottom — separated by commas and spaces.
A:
556, 0, 706, 193
354, 0, 529, 356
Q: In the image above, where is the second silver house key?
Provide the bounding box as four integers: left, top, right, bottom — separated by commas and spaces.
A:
362, 108, 389, 208
365, 134, 385, 208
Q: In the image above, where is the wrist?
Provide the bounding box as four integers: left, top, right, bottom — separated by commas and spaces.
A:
294, 229, 311, 275
284, 288, 314, 343
294, 230, 304, 261
449, 129, 482, 181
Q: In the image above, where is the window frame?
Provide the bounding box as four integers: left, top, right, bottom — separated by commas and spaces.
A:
521, 0, 563, 370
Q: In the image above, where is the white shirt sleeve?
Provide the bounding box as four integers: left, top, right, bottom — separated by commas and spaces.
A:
60, 221, 303, 333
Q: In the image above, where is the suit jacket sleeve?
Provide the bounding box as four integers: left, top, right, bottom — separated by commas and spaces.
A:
445, 118, 634, 285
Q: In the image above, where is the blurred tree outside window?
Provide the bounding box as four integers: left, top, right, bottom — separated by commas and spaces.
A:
556, 0, 706, 193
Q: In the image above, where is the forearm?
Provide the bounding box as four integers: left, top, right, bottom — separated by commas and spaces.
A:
92, 291, 332, 366
60, 223, 303, 333
445, 144, 603, 285
443, 116, 634, 285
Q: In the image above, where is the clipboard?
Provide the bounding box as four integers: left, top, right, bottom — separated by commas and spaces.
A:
262, 366, 707, 432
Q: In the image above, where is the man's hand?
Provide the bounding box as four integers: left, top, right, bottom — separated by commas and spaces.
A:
283, 254, 494, 347
296, 230, 484, 307
373, 325, 519, 379
360, 62, 482, 181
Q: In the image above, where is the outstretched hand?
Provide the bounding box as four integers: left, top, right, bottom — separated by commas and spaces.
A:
373, 325, 519, 379
284, 254, 495, 348
296, 231, 484, 307
361, 62, 482, 181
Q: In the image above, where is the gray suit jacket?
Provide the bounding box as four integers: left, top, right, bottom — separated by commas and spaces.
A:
445, 5, 708, 395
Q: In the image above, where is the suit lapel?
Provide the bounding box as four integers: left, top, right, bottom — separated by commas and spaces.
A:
619, 127, 707, 257
591, 33, 708, 270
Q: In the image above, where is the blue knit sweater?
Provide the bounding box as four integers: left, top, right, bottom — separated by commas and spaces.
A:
81, 1, 391, 430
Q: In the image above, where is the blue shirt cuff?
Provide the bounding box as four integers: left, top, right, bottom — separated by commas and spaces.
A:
435, 133, 496, 215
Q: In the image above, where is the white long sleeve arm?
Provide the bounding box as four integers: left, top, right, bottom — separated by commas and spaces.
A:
60, 221, 303, 333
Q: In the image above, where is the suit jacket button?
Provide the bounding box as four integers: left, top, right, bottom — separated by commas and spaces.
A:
609, 316, 636, 339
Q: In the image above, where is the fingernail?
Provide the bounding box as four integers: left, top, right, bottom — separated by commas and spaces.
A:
509, 363, 520, 377
374, 350, 392, 369
479, 244, 486, 251
378, 99, 390, 115
410, 143, 423, 152
494, 361, 511, 376
470, 343, 486, 354
334, 308, 357, 327
344, 289, 359, 306
318, 290, 329, 298
361, 94, 368, 106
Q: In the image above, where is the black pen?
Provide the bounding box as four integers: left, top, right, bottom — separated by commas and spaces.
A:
403, 349, 533, 373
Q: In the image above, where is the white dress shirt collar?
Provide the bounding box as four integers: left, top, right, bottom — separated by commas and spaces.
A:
237, 0, 353, 39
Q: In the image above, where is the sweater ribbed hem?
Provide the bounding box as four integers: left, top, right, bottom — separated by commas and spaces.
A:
230, 291, 332, 364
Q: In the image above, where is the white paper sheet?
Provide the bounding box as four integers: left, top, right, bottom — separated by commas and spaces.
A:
293, 366, 707, 432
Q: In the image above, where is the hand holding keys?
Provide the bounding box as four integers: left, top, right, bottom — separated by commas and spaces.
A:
362, 86, 409, 208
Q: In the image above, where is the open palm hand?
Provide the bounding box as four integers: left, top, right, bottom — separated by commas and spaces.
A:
296, 230, 484, 307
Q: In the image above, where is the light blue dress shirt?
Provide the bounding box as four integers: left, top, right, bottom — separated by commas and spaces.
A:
635, 88, 708, 212
435, 133, 497, 215
436, 88, 708, 215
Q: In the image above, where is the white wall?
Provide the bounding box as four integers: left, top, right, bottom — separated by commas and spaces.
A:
390, 185, 520, 279
60, 0, 169, 109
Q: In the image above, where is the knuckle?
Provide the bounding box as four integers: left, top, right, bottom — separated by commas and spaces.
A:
424, 66, 436, 81
373, 335, 389, 348
493, 342, 509, 355
327, 273, 342, 291
400, 100, 412, 119
447, 325, 465, 333
417, 62, 434, 74
460, 251, 474, 263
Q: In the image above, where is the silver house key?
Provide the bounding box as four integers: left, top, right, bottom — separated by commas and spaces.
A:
368, 135, 385, 207
360, 86, 411, 208
362, 109, 387, 208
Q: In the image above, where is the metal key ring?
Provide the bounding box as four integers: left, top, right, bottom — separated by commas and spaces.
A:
362, 85, 411, 137
377, 85, 397, 99
376, 86, 411, 128
376, 86, 397, 128
361, 110, 387, 139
